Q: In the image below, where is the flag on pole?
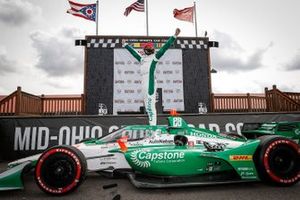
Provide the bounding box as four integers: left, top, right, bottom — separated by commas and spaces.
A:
173, 6, 194, 23
124, 0, 145, 16
67, 0, 97, 21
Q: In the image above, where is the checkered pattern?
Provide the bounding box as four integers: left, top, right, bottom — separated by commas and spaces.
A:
176, 39, 207, 49
87, 38, 120, 48
87, 37, 208, 49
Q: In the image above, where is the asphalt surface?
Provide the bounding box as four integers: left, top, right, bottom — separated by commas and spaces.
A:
0, 162, 299, 200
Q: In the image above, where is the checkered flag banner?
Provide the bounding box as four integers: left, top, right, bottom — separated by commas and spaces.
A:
176, 39, 207, 49
87, 37, 209, 50
87, 38, 120, 48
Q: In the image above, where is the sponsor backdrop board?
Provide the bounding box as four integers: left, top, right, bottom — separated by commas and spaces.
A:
113, 49, 184, 114
85, 36, 210, 115
0, 112, 299, 160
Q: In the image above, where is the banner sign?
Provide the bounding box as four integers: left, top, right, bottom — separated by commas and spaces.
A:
1, 113, 299, 160
113, 49, 184, 114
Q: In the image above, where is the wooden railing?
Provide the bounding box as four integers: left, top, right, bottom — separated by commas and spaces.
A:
1, 85, 299, 115
211, 93, 266, 113
265, 85, 300, 112
0, 90, 17, 115
0, 87, 84, 116
42, 95, 84, 115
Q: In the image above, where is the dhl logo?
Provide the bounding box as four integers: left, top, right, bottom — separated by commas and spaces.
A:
229, 155, 253, 161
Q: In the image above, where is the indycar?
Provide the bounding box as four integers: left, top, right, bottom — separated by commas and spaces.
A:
0, 116, 299, 195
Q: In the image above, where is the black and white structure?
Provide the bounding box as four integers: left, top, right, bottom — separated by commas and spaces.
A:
81, 36, 218, 115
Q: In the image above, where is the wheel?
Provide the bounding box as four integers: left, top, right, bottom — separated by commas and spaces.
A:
35, 145, 87, 195
254, 136, 300, 186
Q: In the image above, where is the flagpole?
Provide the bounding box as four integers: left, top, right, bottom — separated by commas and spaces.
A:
145, 0, 149, 36
96, 0, 99, 35
194, 1, 198, 37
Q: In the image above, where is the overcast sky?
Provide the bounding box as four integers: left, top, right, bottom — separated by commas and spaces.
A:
0, 0, 299, 95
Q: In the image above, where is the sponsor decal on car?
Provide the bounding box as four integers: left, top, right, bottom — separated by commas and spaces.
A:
148, 139, 174, 144
237, 167, 256, 178
229, 155, 253, 161
130, 149, 185, 168
190, 131, 217, 138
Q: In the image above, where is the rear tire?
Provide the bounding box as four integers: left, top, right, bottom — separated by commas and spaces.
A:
35, 145, 87, 195
254, 136, 300, 186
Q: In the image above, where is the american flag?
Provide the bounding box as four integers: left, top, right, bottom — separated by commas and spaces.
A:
124, 0, 145, 17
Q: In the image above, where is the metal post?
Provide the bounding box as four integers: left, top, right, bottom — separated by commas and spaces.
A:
96, 0, 99, 35
146, 0, 149, 36
194, 2, 198, 37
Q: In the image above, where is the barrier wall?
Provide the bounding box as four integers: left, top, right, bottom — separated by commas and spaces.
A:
0, 112, 299, 160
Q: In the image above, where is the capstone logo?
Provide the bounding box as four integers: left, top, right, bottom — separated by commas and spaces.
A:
130, 149, 185, 168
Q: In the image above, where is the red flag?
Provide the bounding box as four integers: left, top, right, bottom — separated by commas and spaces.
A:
173, 6, 194, 23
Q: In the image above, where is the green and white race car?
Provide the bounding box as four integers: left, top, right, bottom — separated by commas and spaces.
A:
0, 116, 299, 195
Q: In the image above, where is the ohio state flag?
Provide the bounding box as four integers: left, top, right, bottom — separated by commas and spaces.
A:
67, 0, 96, 21
173, 6, 194, 23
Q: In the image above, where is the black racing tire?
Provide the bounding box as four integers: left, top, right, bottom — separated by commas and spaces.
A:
35, 145, 87, 195
254, 136, 300, 186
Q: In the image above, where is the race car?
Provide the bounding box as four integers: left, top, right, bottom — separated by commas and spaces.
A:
0, 116, 299, 195
241, 121, 300, 144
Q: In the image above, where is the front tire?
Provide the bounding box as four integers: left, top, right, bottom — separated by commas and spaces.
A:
35, 145, 87, 195
254, 136, 300, 186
